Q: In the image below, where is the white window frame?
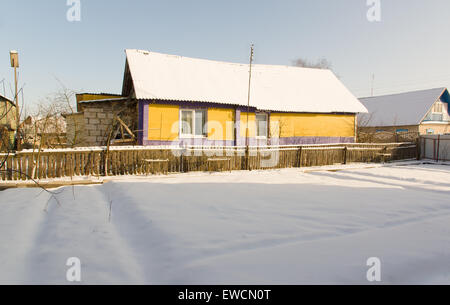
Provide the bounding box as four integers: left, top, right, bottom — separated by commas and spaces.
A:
255, 113, 269, 139
433, 102, 443, 114
179, 109, 207, 139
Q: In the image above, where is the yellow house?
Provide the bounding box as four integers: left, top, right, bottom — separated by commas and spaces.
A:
71, 49, 367, 148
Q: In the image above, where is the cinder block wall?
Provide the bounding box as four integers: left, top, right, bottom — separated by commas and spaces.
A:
83, 105, 116, 146
66, 99, 138, 147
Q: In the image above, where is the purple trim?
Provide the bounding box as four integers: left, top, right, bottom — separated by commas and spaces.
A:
141, 99, 256, 112
138, 100, 145, 145
270, 137, 355, 145
237, 137, 268, 146
142, 139, 236, 146
142, 137, 354, 146
142, 101, 150, 146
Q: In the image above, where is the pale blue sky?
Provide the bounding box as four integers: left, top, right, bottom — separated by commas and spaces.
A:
1, 0, 450, 106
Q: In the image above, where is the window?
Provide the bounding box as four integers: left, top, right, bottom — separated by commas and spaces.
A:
433, 102, 443, 113
256, 113, 268, 138
396, 129, 409, 133
427, 129, 435, 135
180, 109, 207, 137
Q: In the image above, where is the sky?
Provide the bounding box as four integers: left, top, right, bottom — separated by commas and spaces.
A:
1, 0, 450, 108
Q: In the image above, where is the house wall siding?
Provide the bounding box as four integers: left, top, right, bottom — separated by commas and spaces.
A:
207, 108, 235, 141
270, 113, 356, 139
141, 101, 357, 146
419, 123, 450, 135
148, 104, 180, 141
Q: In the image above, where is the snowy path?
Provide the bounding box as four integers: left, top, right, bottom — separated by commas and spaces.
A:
1, 163, 450, 284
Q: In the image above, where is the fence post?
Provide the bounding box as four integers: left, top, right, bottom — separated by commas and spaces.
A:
245, 147, 249, 171
7, 155, 12, 180
422, 137, 425, 160
416, 137, 421, 160
437, 135, 441, 162
180, 150, 184, 173
297, 146, 303, 168
343, 146, 348, 165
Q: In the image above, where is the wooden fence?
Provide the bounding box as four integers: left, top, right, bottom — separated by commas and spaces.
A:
0, 143, 418, 182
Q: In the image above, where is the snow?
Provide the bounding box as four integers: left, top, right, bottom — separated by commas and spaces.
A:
126, 49, 368, 114
1, 163, 450, 284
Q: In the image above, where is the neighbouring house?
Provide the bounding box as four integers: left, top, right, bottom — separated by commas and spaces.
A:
358, 88, 450, 142
67, 49, 368, 147
0, 94, 16, 150
22, 116, 67, 149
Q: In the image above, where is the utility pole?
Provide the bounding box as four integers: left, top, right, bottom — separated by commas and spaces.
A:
10, 50, 20, 151
246, 44, 254, 171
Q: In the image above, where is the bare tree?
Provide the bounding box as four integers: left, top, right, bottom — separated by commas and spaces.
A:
292, 58, 333, 70
23, 85, 78, 150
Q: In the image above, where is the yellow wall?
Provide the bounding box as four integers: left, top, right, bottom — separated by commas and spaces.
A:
148, 104, 180, 141
270, 113, 356, 138
145, 104, 356, 142
208, 108, 235, 141
240, 112, 256, 138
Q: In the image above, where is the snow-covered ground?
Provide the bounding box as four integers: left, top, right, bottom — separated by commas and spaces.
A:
1, 162, 450, 284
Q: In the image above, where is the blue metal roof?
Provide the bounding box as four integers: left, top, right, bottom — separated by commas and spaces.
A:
358, 88, 448, 127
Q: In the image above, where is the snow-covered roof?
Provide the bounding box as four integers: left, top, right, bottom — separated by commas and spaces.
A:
359, 88, 448, 127
123, 49, 368, 114
0, 94, 14, 105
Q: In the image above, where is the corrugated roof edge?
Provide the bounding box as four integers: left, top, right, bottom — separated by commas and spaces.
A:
79, 97, 129, 104
359, 87, 447, 100
77, 92, 123, 97
136, 98, 358, 114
